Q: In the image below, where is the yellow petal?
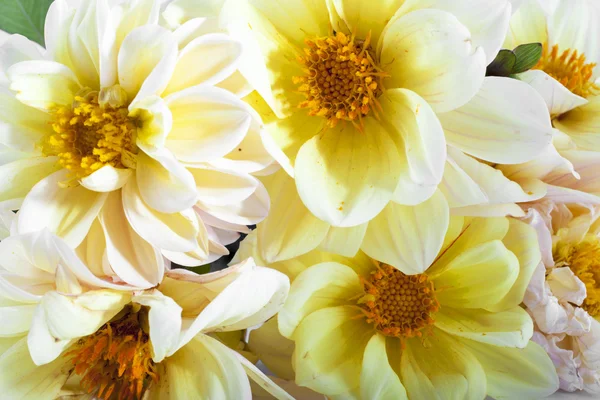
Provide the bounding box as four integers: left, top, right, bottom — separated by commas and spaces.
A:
0, 157, 61, 203
318, 224, 367, 258
294, 305, 374, 396
360, 333, 408, 400
248, 316, 295, 380
432, 240, 519, 309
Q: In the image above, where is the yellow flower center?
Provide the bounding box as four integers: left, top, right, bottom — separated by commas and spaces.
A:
42, 86, 138, 180
359, 262, 439, 340
67, 306, 158, 400
534, 43, 599, 98
293, 31, 386, 128
555, 234, 600, 317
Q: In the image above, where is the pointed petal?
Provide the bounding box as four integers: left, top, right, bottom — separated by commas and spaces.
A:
0, 157, 61, 203
517, 70, 588, 116
319, 224, 367, 258
360, 333, 408, 400
79, 165, 132, 192
232, 350, 295, 400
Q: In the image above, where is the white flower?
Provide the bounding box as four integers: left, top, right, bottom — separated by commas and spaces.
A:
0, 228, 291, 400
0, 0, 275, 278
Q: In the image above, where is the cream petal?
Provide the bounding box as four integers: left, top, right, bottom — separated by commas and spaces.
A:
0, 34, 44, 84
329, 0, 404, 45
0, 337, 70, 399
279, 262, 362, 338
393, 0, 512, 64
435, 306, 533, 348
164, 33, 242, 95
189, 166, 258, 206
232, 350, 295, 400
165, 86, 253, 163
17, 170, 108, 247
546, 150, 600, 196
543, 184, 600, 205
439, 77, 553, 164
43, 0, 76, 75
460, 338, 559, 399
400, 329, 486, 400
432, 241, 519, 309
360, 333, 408, 400
118, 25, 177, 100
0, 157, 61, 203
247, 316, 295, 380
216, 70, 254, 98
199, 179, 269, 226
487, 219, 541, 312
295, 120, 401, 227
294, 305, 373, 396
122, 177, 199, 252
133, 290, 182, 363
136, 150, 197, 213
517, 70, 588, 116
178, 261, 289, 348
361, 191, 448, 275
131, 95, 173, 155
440, 147, 546, 209
0, 304, 36, 337
98, 191, 165, 288
379, 89, 446, 205
319, 224, 367, 258
257, 171, 329, 263
161, 334, 252, 400
554, 95, 600, 151
79, 165, 132, 192
114, 0, 162, 47
503, 0, 548, 49
380, 9, 486, 112
7, 60, 81, 111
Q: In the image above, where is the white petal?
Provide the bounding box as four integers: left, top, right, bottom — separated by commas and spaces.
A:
439, 77, 553, 164
133, 290, 182, 362
199, 180, 269, 226
189, 166, 259, 206
164, 33, 243, 95
518, 70, 588, 116
131, 95, 173, 155
118, 25, 177, 100
361, 191, 448, 274
0, 157, 61, 203
380, 9, 486, 112
123, 177, 200, 252
17, 170, 108, 247
7, 60, 80, 111
0, 34, 44, 82
136, 150, 197, 213
79, 165, 132, 192
98, 191, 165, 288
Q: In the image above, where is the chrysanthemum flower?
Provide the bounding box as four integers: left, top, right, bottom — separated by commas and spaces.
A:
523, 202, 600, 393
0, 0, 275, 276
237, 191, 559, 398
0, 228, 291, 399
213, 0, 552, 227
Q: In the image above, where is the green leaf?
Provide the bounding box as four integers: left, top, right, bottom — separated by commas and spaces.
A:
184, 264, 212, 275
512, 43, 543, 74
0, 0, 54, 45
486, 49, 517, 77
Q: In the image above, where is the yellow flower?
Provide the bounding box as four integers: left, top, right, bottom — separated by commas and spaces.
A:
268, 193, 559, 399
0, 229, 291, 400
212, 0, 556, 227
0, 0, 274, 274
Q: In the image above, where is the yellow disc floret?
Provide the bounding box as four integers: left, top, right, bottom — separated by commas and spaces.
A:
293, 31, 386, 128
67, 306, 158, 400
555, 234, 600, 317
534, 43, 600, 98
42, 86, 138, 180
359, 262, 439, 341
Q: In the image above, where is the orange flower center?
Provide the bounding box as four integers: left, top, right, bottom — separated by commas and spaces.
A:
42, 86, 138, 181
555, 234, 600, 317
67, 306, 158, 400
533, 43, 599, 98
293, 31, 386, 128
358, 262, 439, 340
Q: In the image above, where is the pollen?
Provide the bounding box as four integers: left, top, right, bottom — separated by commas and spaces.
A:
555, 234, 600, 317
41, 86, 138, 181
293, 31, 387, 128
358, 262, 439, 342
534, 43, 600, 98
66, 306, 158, 400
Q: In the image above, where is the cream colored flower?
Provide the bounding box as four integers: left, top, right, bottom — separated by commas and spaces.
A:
237, 192, 558, 398
0, 0, 275, 276
523, 203, 600, 393
207, 0, 554, 227
0, 228, 291, 399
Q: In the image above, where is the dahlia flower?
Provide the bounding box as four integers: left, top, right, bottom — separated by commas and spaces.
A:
238, 191, 559, 398
0, 0, 275, 277
523, 202, 600, 393
0, 228, 291, 399
215, 0, 552, 227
